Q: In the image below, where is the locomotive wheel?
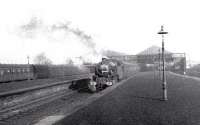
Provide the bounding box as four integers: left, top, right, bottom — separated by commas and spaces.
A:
96, 83, 106, 91
112, 77, 117, 85
112, 79, 117, 85
112, 80, 115, 85
117, 75, 120, 82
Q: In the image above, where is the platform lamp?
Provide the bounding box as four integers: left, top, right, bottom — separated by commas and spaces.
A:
158, 49, 161, 80
158, 25, 168, 101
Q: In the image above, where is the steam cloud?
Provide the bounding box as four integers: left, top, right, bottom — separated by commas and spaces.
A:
49, 22, 96, 53
19, 17, 43, 38
17, 16, 101, 64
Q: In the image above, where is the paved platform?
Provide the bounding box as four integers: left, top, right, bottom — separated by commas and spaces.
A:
55, 72, 200, 125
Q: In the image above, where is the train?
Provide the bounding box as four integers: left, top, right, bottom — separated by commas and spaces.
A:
0, 64, 34, 82
0, 58, 140, 93
0, 64, 90, 83
89, 58, 139, 92
70, 58, 140, 92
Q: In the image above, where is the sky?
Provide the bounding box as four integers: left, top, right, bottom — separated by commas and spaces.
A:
0, 0, 199, 64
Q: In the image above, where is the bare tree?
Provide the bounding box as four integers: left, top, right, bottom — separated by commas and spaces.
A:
65, 58, 74, 65
33, 53, 52, 65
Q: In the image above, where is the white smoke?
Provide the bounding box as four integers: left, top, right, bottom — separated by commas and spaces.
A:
16, 16, 102, 64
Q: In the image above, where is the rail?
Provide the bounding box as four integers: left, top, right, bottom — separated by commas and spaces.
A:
0, 73, 93, 98
0, 73, 93, 120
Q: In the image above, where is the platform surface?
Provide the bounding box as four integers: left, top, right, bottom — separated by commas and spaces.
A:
55, 72, 200, 125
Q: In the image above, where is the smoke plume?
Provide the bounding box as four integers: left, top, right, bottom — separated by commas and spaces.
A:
16, 16, 101, 64
49, 22, 96, 52
19, 16, 43, 38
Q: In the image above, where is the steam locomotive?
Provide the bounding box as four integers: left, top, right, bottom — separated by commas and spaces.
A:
87, 58, 125, 92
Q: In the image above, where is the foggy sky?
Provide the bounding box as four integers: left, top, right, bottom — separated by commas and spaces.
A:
0, 0, 199, 64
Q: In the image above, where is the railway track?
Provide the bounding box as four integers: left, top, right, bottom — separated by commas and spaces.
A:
0, 90, 76, 120
0, 73, 93, 97
0, 73, 93, 121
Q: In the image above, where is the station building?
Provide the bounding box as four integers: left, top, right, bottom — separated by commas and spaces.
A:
109, 46, 186, 75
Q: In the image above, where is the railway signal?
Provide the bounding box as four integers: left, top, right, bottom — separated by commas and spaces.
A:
158, 25, 168, 101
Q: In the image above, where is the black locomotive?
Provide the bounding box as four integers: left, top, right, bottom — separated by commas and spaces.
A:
88, 58, 125, 92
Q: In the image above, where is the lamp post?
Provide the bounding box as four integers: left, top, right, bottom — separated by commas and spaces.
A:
158, 49, 161, 80
158, 25, 168, 101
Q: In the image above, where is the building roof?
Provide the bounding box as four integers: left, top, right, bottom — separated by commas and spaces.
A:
137, 45, 172, 55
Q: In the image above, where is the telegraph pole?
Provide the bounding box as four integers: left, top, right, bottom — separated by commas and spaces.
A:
158, 25, 168, 101
27, 56, 30, 80
27, 56, 30, 64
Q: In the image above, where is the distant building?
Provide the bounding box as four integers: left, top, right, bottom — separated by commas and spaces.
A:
109, 45, 186, 75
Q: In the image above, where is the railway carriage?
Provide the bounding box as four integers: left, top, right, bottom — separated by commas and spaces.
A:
0, 64, 91, 83
0, 64, 34, 82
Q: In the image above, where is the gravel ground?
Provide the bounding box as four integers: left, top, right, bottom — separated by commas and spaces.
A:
1, 91, 92, 125
55, 71, 200, 125
0, 79, 67, 93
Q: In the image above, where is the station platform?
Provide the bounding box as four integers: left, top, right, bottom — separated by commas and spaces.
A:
54, 72, 200, 125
